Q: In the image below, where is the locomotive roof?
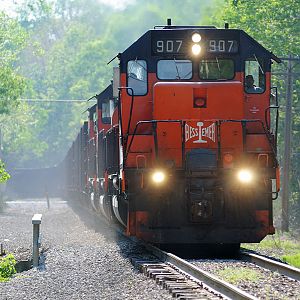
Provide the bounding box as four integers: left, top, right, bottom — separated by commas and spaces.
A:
88, 103, 97, 115
119, 26, 280, 63
87, 85, 113, 119
95, 84, 113, 106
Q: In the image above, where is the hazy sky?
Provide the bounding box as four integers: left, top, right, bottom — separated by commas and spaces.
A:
98, 0, 135, 9
0, 0, 17, 15
0, 0, 136, 15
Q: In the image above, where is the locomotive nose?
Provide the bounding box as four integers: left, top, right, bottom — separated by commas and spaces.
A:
153, 81, 244, 121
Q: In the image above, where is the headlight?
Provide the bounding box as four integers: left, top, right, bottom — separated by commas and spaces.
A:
152, 170, 165, 184
192, 33, 201, 43
192, 44, 201, 55
237, 169, 253, 183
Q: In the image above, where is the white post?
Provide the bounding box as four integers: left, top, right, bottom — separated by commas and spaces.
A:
32, 214, 42, 268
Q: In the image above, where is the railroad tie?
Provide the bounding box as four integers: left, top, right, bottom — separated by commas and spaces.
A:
134, 259, 219, 299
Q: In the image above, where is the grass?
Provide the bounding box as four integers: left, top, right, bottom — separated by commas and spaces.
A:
0, 254, 16, 282
242, 232, 300, 268
216, 266, 262, 285
282, 253, 300, 268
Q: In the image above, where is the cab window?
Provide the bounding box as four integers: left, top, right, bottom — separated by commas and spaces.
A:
244, 58, 265, 94
101, 100, 111, 124
93, 111, 98, 132
101, 98, 116, 124
199, 59, 234, 80
157, 60, 192, 80
127, 60, 147, 95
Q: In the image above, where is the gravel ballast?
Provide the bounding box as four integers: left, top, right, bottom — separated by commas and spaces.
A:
190, 259, 300, 300
0, 199, 172, 300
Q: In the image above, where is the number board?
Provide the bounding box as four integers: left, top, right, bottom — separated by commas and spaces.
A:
152, 38, 186, 54
152, 38, 239, 55
206, 40, 238, 53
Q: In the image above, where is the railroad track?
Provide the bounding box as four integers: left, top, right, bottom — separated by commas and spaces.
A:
71, 202, 300, 299
73, 203, 251, 298
136, 243, 256, 300
239, 250, 300, 281
133, 243, 300, 300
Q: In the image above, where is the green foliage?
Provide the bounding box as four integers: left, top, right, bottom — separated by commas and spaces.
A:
0, 12, 27, 114
0, 66, 26, 114
282, 253, 300, 268
0, 13, 27, 62
0, 103, 48, 166
9, 0, 216, 167
0, 254, 16, 282
243, 232, 300, 268
243, 238, 300, 255
214, 0, 300, 230
213, 0, 300, 56
16, 0, 53, 29
216, 266, 262, 284
0, 160, 10, 183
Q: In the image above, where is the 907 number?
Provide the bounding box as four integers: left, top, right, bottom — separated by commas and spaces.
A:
156, 40, 183, 53
209, 40, 235, 52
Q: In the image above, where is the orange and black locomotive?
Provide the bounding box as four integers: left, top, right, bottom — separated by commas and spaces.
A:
64, 20, 281, 249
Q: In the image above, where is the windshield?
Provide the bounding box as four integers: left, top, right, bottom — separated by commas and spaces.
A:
157, 59, 192, 80
199, 59, 234, 80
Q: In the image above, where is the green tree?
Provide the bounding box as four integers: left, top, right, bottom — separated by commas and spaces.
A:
213, 0, 300, 229
0, 12, 27, 114
213, 0, 299, 56
6, 0, 220, 168
0, 102, 48, 166
0, 12, 28, 182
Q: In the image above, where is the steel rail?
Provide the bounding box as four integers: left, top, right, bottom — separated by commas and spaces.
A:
143, 243, 258, 300
240, 251, 300, 281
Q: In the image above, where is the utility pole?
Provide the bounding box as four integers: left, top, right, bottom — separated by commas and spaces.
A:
281, 55, 293, 232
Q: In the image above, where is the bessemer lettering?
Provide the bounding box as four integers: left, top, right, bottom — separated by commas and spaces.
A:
185, 122, 216, 144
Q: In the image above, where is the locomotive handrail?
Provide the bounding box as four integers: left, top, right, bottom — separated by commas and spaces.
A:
265, 106, 279, 152
218, 119, 278, 167
125, 88, 134, 145
118, 87, 134, 150
124, 118, 279, 171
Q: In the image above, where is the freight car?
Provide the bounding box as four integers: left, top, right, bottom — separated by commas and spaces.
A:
64, 20, 281, 250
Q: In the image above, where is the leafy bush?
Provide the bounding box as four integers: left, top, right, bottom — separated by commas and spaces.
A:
0, 160, 10, 183
0, 254, 16, 282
